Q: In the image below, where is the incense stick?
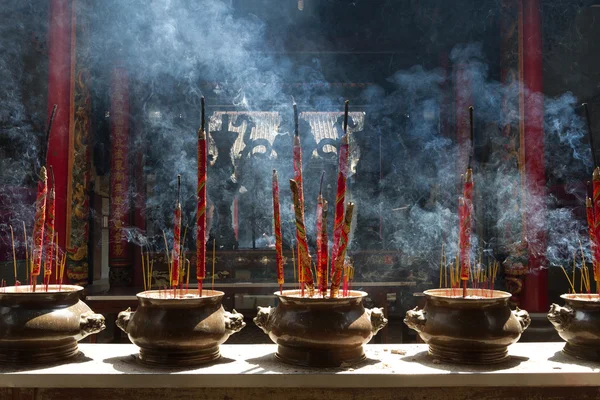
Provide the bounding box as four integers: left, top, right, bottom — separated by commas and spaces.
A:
583, 103, 597, 168
292, 243, 296, 289
43, 105, 58, 162
10, 226, 17, 285
560, 265, 576, 294
186, 259, 190, 293
439, 244, 444, 289
290, 179, 315, 296
212, 239, 216, 291
330, 202, 354, 298
141, 248, 147, 291
149, 258, 153, 290
468, 106, 475, 169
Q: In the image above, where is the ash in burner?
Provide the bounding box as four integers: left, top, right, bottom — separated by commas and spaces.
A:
278, 289, 366, 300
138, 289, 223, 299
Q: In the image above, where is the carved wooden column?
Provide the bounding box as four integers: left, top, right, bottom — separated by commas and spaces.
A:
521, 0, 548, 312
66, 0, 92, 285
108, 67, 132, 287
46, 0, 74, 277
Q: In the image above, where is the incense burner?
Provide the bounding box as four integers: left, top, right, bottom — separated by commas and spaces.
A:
116, 290, 245, 367
253, 290, 387, 368
548, 294, 600, 361
0, 285, 105, 365
404, 288, 530, 364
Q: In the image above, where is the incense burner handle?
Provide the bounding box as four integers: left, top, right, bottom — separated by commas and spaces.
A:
224, 309, 246, 334
404, 307, 427, 333
512, 307, 531, 332
77, 311, 106, 340
253, 306, 274, 334
547, 304, 574, 332
366, 307, 388, 334
116, 308, 134, 334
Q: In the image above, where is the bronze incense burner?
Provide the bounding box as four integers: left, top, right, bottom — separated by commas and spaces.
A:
404, 288, 530, 364
548, 294, 600, 361
116, 289, 245, 367
254, 289, 387, 368
0, 285, 105, 365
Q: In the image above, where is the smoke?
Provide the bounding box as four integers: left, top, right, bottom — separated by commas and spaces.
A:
0, 0, 595, 284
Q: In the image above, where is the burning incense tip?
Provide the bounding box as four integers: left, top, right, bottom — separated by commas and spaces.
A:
464, 168, 473, 183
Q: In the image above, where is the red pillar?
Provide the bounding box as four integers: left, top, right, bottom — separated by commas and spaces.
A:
521, 0, 548, 312
46, 0, 74, 252
109, 67, 132, 287
132, 119, 146, 287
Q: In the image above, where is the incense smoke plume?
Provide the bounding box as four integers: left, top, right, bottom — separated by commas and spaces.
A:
0, 0, 596, 289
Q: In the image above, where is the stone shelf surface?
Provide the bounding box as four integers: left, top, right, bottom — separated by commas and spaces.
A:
1, 342, 599, 389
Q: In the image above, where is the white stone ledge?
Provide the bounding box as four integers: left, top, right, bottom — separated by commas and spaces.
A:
0, 343, 598, 389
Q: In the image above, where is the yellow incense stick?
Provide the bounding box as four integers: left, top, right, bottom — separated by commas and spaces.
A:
440, 243, 444, 288
560, 265, 576, 294
59, 254, 66, 284
576, 253, 582, 293
292, 245, 296, 286
573, 262, 576, 293
186, 259, 191, 290
212, 239, 216, 291
22, 222, 29, 282
149, 259, 153, 290
141, 248, 147, 291
439, 245, 444, 288
162, 230, 171, 279
10, 226, 17, 284
54, 233, 59, 281
444, 254, 448, 287
455, 255, 459, 287
579, 242, 590, 292
326, 252, 329, 290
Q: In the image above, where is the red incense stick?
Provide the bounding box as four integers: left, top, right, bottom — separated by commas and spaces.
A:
331, 100, 350, 276
593, 169, 600, 293
315, 172, 325, 293
460, 170, 474, 297
291, 102, 310, 296
459, 106, 475, 297
31, 167, 48, 291
292, 102, 305, 214
319, 200, 329, 296
197, 97, 207, 296
43, 167, 56, 291
272, 170, 284, 294
330, 202, 354, 298
586, 197, 600, 293
290, 179, 315, 296
584, 104, 600, 293
172, 175, 182, 297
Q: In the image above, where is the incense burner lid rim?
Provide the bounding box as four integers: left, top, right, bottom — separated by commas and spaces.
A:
274, 289, 367, 303
423, 288, 511, 304
135, 289, 224, 304
0, 285, 83, 300
560, 293, 600, 304
0, 284, 83, 293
